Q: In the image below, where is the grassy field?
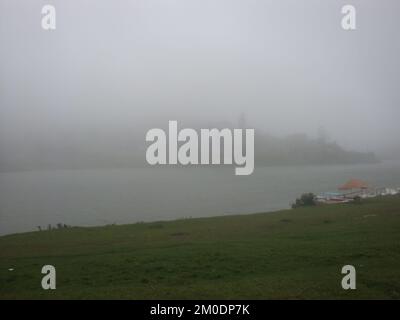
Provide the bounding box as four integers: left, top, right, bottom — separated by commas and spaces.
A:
1, 196, 400, 299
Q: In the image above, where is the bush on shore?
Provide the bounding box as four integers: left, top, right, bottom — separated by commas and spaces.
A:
292, 193, 316, 208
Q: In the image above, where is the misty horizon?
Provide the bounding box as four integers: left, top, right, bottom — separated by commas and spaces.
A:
0, 116, 381, 172
1, 0, 400, 170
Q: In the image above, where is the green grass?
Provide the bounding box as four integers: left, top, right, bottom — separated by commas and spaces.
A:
1, 196, 400, 299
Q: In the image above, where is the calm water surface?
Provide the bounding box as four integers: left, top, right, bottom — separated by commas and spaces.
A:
1, 162, 400, 235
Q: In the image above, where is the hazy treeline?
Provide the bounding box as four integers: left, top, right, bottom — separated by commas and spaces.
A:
255, 132, 378, 166
0, 121, 378, 172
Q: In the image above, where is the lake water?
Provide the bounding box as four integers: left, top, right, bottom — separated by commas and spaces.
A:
1, 162, 400, 235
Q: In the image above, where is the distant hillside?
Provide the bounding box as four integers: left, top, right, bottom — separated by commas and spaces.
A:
255, 132, 378, 166
0, 124, 378, 172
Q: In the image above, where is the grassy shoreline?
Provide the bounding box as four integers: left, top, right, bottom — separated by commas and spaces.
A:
1, 196, 400, 299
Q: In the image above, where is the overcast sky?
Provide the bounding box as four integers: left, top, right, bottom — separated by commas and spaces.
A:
0, 0, 399, 157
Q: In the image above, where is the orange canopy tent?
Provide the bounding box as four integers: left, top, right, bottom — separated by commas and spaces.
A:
338, 179, 369, 190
